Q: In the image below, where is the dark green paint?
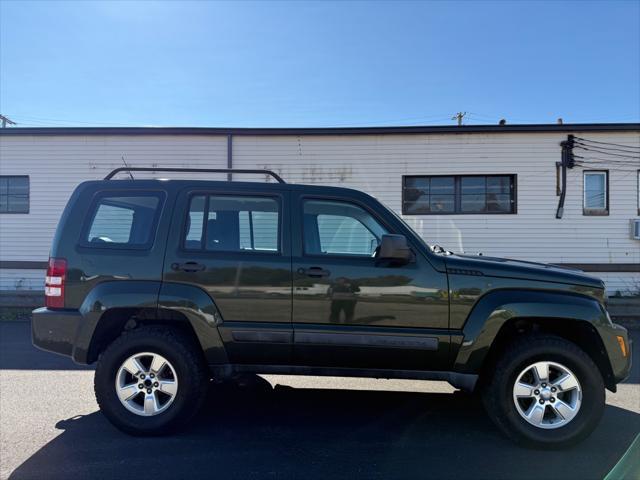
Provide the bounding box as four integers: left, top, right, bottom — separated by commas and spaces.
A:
32, 179, 632, 392
452, 289, 617, 373
74, 281, 160, 363
157, 282, 228, 364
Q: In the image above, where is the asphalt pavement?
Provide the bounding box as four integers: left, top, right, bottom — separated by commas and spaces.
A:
0, 321, 638, 480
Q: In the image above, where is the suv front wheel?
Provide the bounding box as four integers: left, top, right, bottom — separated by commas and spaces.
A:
482, 334, 605, 448
94, 326, 208, 435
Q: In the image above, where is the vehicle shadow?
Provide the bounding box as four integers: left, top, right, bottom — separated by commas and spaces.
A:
9, 377, 640, 480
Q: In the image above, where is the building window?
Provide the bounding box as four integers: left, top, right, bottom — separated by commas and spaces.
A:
0, 176, 29, 213
583, 171, 608, 215
402, 175, 516, 214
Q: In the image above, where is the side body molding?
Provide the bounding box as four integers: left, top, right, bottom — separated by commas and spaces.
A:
452, 289, 610, 374
158, 282, 228, 364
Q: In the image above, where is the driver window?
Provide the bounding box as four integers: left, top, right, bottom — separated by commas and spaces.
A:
303, 199, 388, 256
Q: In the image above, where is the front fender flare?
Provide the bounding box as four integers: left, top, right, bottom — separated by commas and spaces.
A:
452, 289, 610, 374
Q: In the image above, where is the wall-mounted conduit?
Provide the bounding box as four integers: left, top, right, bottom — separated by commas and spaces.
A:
556, 134, 575, 219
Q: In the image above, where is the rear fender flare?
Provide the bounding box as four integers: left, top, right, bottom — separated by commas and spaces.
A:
157, 282, 227, 364
74, 281, 161, 363
76, 281, 228, 365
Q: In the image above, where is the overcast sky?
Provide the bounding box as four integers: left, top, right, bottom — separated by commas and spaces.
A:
1, 1, 639, 127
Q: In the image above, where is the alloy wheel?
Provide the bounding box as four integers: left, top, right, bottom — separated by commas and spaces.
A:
512, 361, 582, 429
115, 352, 178, 416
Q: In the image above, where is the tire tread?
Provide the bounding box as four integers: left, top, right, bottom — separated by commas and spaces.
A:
482, 333, 604, 448
94, 326, 208, 435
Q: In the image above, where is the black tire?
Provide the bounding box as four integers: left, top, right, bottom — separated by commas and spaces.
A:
481, 334, 605, 449
94, 326, 208, 436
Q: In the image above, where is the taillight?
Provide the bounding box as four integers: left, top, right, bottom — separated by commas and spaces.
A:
45, 257, 67, 309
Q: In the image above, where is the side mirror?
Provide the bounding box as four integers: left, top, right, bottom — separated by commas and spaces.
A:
377, 234, 413, 265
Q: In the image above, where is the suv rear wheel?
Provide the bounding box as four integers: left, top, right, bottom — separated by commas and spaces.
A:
94, 326, 208, 435
482, 334, 605, 448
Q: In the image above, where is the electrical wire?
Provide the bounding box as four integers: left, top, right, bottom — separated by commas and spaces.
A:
576, 159, 640, 166
465, 112, 500, 121
574, 141, 640, 156
8, 114, 129, 127
574, 142, 640, 157
574, 160, 640, 169
574, 145, 640, 159
574, 162, 639, 173
573, 136, 640, 150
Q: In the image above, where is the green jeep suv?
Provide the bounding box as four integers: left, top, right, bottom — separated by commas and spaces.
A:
32, 168, 632, 448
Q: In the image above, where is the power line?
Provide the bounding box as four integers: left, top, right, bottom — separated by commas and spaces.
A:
8, 114, 139, 127
574, 140, 640, 156
574, 144, 640, 160
574, 162, 639, 172
465, 112, 499, 121
325, 114, 456, 127
574, 154, 640, 163
574, 158, 640, 168
575, 142, 640, 155
573, 136, 640, 150
0, 114, 17, 128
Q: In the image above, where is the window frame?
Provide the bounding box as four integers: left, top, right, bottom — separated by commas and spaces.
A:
402, 174, 517, 215
0, 175, 30, 214
180, 191, 283, 255
301, 196, 391, 259
78, 190, 166, 251
583, 170, 609, 216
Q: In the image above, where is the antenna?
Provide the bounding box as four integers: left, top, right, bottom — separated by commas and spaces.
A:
121, 156, 135, 180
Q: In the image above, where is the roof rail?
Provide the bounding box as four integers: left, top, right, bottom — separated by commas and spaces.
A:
104, 167, 286, 183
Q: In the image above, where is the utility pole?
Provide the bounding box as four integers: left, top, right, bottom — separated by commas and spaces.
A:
0, 114, 16, 128
452, 112, 466, 126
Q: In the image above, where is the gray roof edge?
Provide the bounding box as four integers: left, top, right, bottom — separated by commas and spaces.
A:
0, 123, 639, 136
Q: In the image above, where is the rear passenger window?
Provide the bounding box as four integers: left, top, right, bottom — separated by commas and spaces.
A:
84, 193, 163, 248
184, 195, 279, 252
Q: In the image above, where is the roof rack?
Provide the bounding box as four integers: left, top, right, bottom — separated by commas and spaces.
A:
104, 167, 286, 183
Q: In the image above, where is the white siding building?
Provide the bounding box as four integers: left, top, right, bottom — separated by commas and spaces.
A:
0, 124, 638, 297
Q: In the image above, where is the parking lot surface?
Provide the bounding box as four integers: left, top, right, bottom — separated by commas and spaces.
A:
1, 321, 638, 480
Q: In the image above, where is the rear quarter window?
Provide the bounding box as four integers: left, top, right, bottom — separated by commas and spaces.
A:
80, 192, 165, 250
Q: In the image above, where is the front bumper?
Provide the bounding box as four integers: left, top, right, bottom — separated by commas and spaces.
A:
31, 307, 82, 360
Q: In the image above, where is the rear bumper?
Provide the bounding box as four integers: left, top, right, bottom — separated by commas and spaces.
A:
31, 307, 82, 361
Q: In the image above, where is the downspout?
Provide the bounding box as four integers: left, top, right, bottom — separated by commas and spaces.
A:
555, 134, 575, 219
227, 134, 233, 181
